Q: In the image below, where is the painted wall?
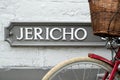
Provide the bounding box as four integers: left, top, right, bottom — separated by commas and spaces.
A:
0, 0, 111, 70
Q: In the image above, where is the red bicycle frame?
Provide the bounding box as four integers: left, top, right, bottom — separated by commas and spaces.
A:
88, 47, 120, 80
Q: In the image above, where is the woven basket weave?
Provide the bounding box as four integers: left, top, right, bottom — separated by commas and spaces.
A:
89, 0, 120, 37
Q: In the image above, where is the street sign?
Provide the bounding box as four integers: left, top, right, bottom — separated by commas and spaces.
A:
5, 22, 105, 46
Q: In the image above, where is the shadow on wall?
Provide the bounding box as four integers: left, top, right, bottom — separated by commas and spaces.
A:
0, 69, 100, 80
0, 69, 48, 80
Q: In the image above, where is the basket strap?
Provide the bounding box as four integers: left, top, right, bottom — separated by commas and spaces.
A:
108, 12, 119, 32
88, 0, 91, 2
107, 3, 120, 34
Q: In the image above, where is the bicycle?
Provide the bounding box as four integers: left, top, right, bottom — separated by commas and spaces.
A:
42, 37, 120, 80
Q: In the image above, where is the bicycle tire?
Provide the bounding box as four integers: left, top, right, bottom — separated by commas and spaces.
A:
42, 57, 119, 80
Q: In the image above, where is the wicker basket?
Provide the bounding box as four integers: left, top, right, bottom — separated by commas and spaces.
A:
88, 0, 120, 37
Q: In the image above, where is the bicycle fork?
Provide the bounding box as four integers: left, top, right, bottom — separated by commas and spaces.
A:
103, 47, 120, 80
102, 61, 120, 80
88, 53, 120, 80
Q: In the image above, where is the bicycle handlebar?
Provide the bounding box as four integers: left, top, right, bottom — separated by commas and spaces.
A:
105, 37, 120, 49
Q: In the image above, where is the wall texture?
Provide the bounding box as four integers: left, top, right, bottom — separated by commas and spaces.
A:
0, 0, 111, 70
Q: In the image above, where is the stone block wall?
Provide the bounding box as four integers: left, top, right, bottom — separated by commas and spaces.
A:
0, 0, 111, 69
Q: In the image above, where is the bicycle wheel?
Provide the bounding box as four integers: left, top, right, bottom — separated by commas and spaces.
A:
42, 57, 119, 80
